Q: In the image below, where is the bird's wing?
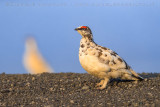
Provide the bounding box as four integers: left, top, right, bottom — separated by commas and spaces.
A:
108, 50, 130, 70
97, 45, 130, 71
102, 48, 143, 80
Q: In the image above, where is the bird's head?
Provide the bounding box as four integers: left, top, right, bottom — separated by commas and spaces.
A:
25, 37, 38, 51
75, 26, 93, 40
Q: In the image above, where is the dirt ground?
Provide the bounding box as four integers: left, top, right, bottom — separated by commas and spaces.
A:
0, 73, 160, 106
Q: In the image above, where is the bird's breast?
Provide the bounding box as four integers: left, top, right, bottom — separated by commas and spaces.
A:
79, 54, 110, 76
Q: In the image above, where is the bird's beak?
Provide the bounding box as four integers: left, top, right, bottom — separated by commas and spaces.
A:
75, 28, 81, 31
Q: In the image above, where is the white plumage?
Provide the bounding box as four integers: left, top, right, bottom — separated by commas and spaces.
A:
75, 26, 143, 90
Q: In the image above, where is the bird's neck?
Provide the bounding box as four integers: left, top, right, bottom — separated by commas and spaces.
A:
80, 36, 97, 47
83, 34, 93, 41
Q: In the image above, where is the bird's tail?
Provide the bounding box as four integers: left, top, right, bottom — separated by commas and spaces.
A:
130, 69, 144, 81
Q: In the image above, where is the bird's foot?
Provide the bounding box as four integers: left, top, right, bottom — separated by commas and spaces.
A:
97, 86, 106, 90
96, 78, 109, 90
96, 80, 104, 87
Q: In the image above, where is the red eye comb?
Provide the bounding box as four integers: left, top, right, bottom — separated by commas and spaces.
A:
81, 26, 87, 29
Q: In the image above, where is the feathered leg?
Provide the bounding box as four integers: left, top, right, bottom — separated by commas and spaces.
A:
96, 80, 104, 87
97, 78, 109, 90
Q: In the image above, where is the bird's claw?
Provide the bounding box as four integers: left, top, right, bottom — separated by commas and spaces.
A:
96, 83, 102, 87
96, 86, 105, 90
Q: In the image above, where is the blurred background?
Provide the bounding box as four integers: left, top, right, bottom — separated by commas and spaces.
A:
0, 0, 160, 74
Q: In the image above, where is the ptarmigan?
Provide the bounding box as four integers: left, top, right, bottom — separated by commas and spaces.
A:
23, 37, 54, 74
75, 26, 143, 90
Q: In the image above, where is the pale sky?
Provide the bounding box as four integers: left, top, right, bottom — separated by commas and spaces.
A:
0, 0, 160, 74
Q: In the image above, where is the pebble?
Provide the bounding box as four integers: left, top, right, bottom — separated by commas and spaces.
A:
82, 86, 89, 90
70, 100, 74, 104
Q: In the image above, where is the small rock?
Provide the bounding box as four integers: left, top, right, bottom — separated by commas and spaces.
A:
148, 93, 153, 96
50, 88, 53, 91
144, 79, 148, 81
82, 86, 89, 90
25, 82, 30, 86
128, 84, 132, 88
70, 100, 74, 104
30, 101, 35, 104
32, 77, 35, 81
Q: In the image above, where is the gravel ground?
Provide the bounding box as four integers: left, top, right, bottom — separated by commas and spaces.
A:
0, 73, 160, 106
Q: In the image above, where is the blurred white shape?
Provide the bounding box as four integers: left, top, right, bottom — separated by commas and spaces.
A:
23, 37, 54, 74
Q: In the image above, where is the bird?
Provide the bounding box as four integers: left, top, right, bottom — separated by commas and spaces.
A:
23, 37, 54, 74
75, 26, 143, 90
